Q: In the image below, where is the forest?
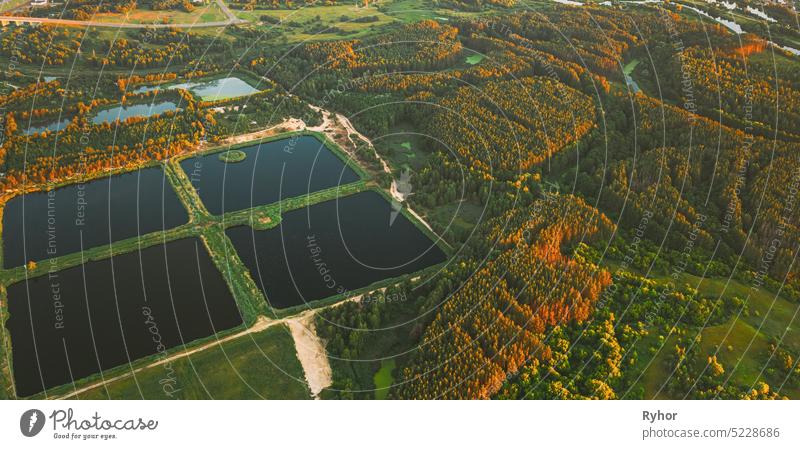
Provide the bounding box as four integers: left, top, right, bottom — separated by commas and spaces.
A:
0, 1, 797, 400
277, 5, 800, 399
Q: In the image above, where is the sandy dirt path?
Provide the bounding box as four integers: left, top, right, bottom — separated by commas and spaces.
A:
286, 311, 331, 399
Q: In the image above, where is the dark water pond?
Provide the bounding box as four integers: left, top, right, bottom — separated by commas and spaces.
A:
226, 191, 446, 309
2, 167, 187, 269
180, 135, 360, 215
91, 101, 179, 125
6, 238, 242, 397
23, 117, 71, 136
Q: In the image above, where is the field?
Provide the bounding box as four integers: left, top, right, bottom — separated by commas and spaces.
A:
0, 0, 27, 14
379, 0, 439, 22
425, 200, 484, 244
237, 5, 397, 42
75, 324, 311, 399
623, 58, 640, 75
465, 54, 485, 65
373, 359, 396, 400
84, 4, 227, 24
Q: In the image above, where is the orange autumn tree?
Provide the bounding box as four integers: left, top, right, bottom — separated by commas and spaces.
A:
394, 194, 614, 399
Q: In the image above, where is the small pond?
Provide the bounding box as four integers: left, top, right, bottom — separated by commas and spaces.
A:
133, 76, 260, 101
22, 117, 71, 136
91, 100, 179, 125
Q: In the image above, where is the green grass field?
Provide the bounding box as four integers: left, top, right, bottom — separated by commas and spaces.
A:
373, 359, 396, 400
379, 0, 493, 22
623, 58, 640, 75
426, 200, 484, 243
0, 0, 27, 13
696, 318, 770, 387
76, 324, 310, 399
92, 4, 227, 24
465, 54, 485, 65
630, 333, 676, 400
381, 0, 439, 22
237, 5, 396, 42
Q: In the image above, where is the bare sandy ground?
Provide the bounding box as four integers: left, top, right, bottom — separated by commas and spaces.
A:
286, 311, 332, 399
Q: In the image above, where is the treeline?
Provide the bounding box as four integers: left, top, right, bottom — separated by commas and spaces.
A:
23, 0, 138, 19
21, 0, 196, 18
0, 26, 83, 66
87, 29, 231, 68
0, 88, 208, 189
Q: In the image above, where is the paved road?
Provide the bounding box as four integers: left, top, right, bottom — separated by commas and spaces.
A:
0, 0, 247, 28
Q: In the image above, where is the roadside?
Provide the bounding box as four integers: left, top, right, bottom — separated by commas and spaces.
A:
0, 0, 246, 28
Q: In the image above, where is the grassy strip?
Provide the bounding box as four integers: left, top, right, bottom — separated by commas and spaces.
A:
164, 159, 212, 222
0, 286, 14, 399
0, 224, 197, 286
164, 157, 267, 324
200, 225, 268, 325
217, 180, 368, 228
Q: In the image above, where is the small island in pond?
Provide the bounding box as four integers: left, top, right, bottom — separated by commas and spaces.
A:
219, 150, 247, 163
